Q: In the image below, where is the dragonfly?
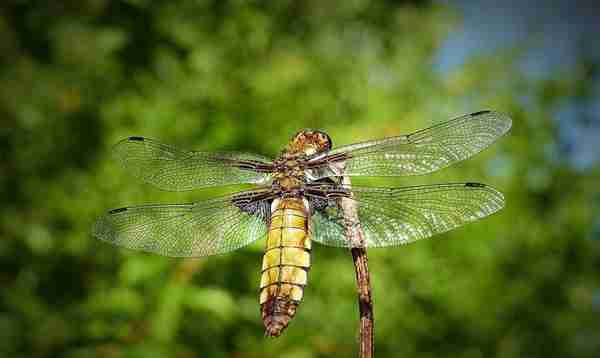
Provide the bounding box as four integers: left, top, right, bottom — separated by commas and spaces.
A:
93, 110, 511, 337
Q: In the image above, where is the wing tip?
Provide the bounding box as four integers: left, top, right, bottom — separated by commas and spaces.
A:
91, 215, 115, 242
464, 182, 505, 204
114, 136, 146, 147
92, 210, 125, 242
112, 136, 147, 158
495, 111, 513, 134
471, 109, 513, 135
108, 207, 128, 214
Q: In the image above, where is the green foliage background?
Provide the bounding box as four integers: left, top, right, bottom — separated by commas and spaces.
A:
1, 1, 599, 357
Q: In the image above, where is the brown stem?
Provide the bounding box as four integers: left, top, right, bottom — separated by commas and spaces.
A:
351, 247, 374, 358
337, 174, 374, 358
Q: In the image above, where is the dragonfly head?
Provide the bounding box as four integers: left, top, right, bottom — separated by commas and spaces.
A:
288, 129, 332, 156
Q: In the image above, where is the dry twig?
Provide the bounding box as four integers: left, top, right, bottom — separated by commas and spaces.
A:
340, 176, 374, 358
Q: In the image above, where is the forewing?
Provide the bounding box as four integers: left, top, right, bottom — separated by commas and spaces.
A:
93, 190, 273, 257
308, 183, 504, 248
114, 137, 274, 191
306, 111, 511, 179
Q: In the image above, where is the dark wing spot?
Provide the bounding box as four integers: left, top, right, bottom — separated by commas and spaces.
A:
470, 110, 491, 116
231, 194, 272, 224
108, 207, 128, 214
128, 136, 145, 141
465, 182, 485, 188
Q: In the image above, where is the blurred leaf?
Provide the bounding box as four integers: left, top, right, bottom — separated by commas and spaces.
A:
184, 287, 236, 321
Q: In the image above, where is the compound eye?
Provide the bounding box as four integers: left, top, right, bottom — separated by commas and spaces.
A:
316, 131, 332, 151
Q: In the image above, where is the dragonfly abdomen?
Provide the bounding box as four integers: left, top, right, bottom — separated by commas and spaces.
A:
259, 197, 311, 337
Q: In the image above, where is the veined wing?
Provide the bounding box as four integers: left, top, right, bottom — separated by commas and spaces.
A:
114, 137, 274, 191
306, 183, 504, 248
306, 111, 511, 179
93, 189, 274, 257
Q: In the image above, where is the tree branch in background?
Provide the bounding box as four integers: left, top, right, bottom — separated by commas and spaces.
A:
340, 176, 374, 358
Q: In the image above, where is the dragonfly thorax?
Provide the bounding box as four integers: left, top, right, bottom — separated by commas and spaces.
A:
271, 129, 333, 192
275, 175, 304, 192
272, 154, 308, 192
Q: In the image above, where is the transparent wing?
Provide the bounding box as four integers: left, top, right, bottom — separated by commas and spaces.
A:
306, 111, 511, 179
114, 136, 274, 191
307, 183, 504, 248
93, 190, 274, 257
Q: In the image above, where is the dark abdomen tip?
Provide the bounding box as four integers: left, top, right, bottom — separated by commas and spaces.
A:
264, 315, 291, 337
261, 297, 298, 337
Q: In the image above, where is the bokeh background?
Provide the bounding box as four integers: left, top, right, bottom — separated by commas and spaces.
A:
2, 1, 600, 357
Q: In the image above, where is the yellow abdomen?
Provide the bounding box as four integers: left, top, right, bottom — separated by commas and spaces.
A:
259, 197, 311, 336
